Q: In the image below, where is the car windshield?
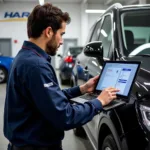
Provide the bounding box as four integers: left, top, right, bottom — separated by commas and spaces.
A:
121, 10, 150, 56
66, 47, 83, 57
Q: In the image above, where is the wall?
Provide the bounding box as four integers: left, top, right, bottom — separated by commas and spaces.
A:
88, 4, 107, 29
0, 2, 81, 68
0, 2, 106, 69
0, 2, 32, 57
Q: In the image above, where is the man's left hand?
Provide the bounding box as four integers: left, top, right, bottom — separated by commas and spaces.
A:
80, 75, 99, 94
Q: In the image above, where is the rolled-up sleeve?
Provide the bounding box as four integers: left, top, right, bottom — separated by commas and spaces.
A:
27, 63, 103, 130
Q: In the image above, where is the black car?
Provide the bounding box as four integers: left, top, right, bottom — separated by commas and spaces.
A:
71, 3, 150, 150
57, 46, 83, 85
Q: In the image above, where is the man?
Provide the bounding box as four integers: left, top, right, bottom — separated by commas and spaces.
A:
4, 3, 119, 150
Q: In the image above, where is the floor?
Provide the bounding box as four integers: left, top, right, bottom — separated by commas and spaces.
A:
0, 71, 94, 150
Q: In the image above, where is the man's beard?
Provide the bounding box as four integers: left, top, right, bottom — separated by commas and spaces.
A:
46, 35, 59, 56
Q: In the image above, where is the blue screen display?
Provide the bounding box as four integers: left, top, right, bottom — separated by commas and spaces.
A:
96, 63, 139, 96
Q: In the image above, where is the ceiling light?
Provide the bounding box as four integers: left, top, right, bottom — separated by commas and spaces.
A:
39, 0, 44, 5
85, 9, 105, 13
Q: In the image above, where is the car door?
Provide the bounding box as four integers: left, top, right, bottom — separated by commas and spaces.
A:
86, 14, 113, 144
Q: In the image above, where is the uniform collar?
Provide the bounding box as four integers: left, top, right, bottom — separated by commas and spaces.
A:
22, 41, 51, 62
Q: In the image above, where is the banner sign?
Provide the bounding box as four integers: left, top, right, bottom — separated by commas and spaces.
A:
0, 12, 30, 22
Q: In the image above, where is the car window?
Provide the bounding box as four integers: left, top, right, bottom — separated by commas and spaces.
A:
121, 10, 150, 56
138, 48, 150, 55
69, 47, 83, 57
129, 44, 150, 55
99, 15, 112, 58
90, 20, 101, 42
64, 48, 69, 56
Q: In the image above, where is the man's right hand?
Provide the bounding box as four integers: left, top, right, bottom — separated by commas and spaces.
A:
97, 87, 120, 106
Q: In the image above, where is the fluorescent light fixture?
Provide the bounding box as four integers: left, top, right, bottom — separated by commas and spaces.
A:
39, 0, 44, 5
85, 9, 105, 13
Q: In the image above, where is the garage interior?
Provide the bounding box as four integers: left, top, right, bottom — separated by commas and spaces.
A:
0, 0, 150, 150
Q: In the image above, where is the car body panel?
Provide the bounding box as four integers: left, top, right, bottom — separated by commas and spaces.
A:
0, 55, 13, 71
0, 55, 14, 83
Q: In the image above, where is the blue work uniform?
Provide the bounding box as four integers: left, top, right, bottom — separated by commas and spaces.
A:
4, 41, 102, 148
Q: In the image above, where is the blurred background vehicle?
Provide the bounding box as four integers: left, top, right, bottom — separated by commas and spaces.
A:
57, 46, 83, 85
0, 53, 14, 83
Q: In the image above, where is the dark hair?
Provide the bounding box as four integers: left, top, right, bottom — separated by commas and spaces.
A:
27, 3, 71, 38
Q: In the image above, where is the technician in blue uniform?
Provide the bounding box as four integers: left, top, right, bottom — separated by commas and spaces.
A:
4, 3, 119, 150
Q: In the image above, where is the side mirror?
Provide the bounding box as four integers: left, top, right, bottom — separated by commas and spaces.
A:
57, 54, 62, 58
84, 41, 103, 58
0, 52, 2, 56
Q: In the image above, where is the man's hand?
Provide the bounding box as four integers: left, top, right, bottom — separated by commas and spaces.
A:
80, 75, 99, 94
97, 87, 120, 106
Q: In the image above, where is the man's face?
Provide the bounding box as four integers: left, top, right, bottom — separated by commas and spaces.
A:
46, 22, 66, 56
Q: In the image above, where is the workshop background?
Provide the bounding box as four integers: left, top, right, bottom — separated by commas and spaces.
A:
0, 0, 149, 149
